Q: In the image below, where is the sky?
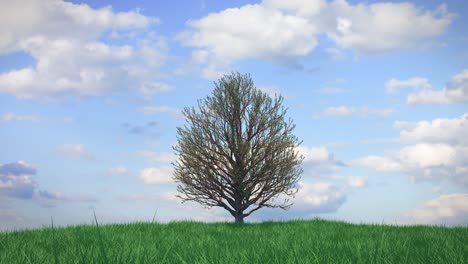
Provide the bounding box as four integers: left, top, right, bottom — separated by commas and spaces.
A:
0, 0, 467, 231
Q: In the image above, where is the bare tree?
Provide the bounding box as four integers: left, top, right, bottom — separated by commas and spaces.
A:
173, 72, 303, 223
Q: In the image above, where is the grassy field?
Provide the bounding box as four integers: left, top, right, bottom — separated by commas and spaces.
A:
1, 218, 467, 263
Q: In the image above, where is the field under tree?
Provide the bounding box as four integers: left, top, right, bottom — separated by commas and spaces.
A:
1, 218, 467, 263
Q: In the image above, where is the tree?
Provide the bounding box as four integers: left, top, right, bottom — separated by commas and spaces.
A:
173, 72, 303, 223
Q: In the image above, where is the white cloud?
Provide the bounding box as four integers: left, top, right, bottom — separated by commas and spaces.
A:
56, 144, 94, 160
297, 146, 330, 162
0, 0, 166, 100
109, 166, 129, 175
0, 112, 43, 123
353, 155, 403, 172
178, 3, 318, 78
178, 0, 452, 76
385, 77, 430, 94
140, 166, 174, 184
134, 150, 177, 163
345, 176, 368, 188
406, 69, 468, 105
354, 113, 468, 186
139, 82, 174, 101
403, 193, 468, 225
395, 113, 468, 145
319, 106, 394, 117
325, 1, 453, 53
0, 0, 154, 54
0, 161, 37, 199
140, 106, 182, 118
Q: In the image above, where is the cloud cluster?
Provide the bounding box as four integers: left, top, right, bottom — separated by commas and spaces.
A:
0, 160, 97, 206
403, 193, 468, 226
0, 161, 37, 199
354, 113, 468, 186
274, 145, 368, 218
0, 0, 170, 100
387, 69, 468, 105
179, 0, 453, 77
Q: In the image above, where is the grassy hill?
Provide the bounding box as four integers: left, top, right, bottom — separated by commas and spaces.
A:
1, 219, 467, 263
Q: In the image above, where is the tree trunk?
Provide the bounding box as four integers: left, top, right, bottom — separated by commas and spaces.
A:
234, 214, 244, 223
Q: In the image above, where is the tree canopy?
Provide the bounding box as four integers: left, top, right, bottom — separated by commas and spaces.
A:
173, 72, 303, 223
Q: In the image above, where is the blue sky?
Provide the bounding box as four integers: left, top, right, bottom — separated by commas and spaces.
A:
1, 0, 467, 230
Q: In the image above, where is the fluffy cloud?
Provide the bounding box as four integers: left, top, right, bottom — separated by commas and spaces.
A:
296, 145, 346, 177
403, 193, 468, 226
0, 160, 98, 204
325, 1, 452, 53
140, 166, 174, 184
0, 0, 168, 100
318, 106, 394, 117
405, 69, 468, 105
178, 3, 318, 78
179, 4, 318, 62
56, 144, 94, 160
395, 113, 468, 145
385, 77, 430, 94
354, 113, 468, 186
178, 0, 452, 77
0, 113, 43, 123
0, 161, 37, 199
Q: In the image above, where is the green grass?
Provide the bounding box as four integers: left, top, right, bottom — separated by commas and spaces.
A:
1, 218, 467, 263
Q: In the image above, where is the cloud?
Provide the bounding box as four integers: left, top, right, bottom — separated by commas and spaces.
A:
133, 150, 177, 163
0, 160, 97, 208
395, 113, 468, 145
318, 106, 394, 117
262, 0, 326, 17
405, 69, 468, 105
402, 193, 468, 226
325, 1, 453, 53
177, 3, 318, 78
109, 166, 129, 175
257, 86, 283, 97
0, 161, 37, 199
353, 113, 468, 187
140, 106, 182, 119
0, 112, 43, 123
0, 0, 166, 100
178, 0, 452, 77
385, 77, 430, 94
139, 82, 174, 101
140, 166, 174, 184
37, 190, 97, 206
56, 144, 94, 160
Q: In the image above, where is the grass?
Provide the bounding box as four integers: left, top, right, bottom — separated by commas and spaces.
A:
0, 218, 467, 263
